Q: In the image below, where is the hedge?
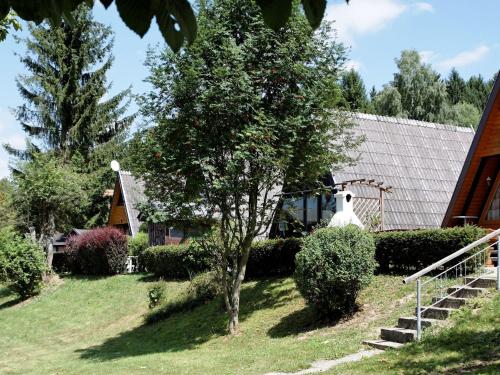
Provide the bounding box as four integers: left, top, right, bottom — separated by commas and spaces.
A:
374, 226, 487, 273
140, 237, 303, 279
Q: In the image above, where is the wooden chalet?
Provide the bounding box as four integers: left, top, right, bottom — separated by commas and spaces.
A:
108, 170, 145, 237
442, 72, 500, 230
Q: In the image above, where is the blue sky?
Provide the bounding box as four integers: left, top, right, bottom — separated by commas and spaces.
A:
0, 0, 499, 178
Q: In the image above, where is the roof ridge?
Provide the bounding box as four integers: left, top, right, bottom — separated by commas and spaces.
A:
352, 112, 475, 133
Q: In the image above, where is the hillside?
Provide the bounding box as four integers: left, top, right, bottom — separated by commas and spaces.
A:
0, 274, 417, 375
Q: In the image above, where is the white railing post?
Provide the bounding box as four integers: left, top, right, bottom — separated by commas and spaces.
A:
416, 278, 422, 340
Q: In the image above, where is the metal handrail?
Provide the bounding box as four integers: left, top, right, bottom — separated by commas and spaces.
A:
403, 228, 500, 284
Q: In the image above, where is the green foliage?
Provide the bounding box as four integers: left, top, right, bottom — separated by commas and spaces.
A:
392, 50, 447, 122
147, 283, 165, 309
439, 101, 481, 128
67, 227, 128, 275
142, 238, 304, 279
294, 225, 376, 317
0, 227, 47, 299
373, 85, 402, 117
13, 154, 89, 238
134, 0, 357, 331
374, 226, 487, 273
140, 243, 211, 279
146, 272, 220, 324
0, 1, 343, 52
127, 232, 149, 256
246, 238, 303, 278
0, 10, 21, 42
0, 178, 16, 229
463, 74, 490, 111
446, 68, 466, 105
340, 69, 369, 112
7, 4, 134, 227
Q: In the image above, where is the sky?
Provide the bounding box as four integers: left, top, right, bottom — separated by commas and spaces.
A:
0, 0, 499, 179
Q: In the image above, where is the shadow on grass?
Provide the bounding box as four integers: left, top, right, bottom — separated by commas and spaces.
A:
76, 278, 297, 361
268, 303, 360, 338
0, 297, 22, 310
390, 326, 500, 374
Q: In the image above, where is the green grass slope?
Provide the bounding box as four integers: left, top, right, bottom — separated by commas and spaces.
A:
0, 275, 417, 375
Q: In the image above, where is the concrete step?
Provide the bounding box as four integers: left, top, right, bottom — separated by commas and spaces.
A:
431, 296, 467, 309
418, 306, 455, 320
464, 276, 497, 289
447, 286, 487, 298
363, 339, 404, 350
380, 327, 417, 343
397, 316, 436, 330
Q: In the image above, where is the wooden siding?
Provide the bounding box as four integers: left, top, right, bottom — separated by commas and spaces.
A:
443, 73, 500, 229
108, 179, 129, 229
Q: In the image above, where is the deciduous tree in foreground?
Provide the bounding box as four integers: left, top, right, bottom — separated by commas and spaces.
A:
134, 0, 359, 333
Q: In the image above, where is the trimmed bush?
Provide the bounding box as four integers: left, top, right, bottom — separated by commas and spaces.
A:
67, 227, 128, 275
374, 226, 487, 274
141, 237, 303, 279
246, 238, 303, 277
146, 271, 220, 323
0, 227, 47, 299
295, 225, 377, 317
128, 232, 149, 256
140, 242, 210, 279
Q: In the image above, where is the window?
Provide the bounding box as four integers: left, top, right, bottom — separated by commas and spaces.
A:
486, 183, 500, 221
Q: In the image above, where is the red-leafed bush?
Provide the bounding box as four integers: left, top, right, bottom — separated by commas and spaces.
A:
67, 227, 128, 275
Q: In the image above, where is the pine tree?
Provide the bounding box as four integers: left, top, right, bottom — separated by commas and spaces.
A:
11, 4, 133, 161
369, 86, 377, 102
464, 75, 490, 111
7, 4, 134, 227
340, 69, 369, 112
446, 68, 466, 105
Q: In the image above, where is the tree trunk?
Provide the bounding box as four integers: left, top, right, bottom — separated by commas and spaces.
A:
45, 212, 56, 270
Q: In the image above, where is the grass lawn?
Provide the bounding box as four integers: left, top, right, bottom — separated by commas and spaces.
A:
326, 292, 500, 375
0, 274, 420, 374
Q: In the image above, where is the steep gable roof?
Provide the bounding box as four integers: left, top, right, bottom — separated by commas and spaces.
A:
442, 71, 500, 228
334, 113, 474, 230
118, 171, 146, 237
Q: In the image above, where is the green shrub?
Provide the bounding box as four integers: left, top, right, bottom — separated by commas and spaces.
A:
374, 226, 487, 274
0, 227, 47, 299
246, 238, 303, 277
140, 242, 210, 279
128, 232, 149, 256
141, 237, 303, 279
146, 272, 219, 323
295, 225, 376, 317
67, 227, 128, 275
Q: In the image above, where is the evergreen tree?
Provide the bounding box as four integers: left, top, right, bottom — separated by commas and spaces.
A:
464, 75, 490, 111
369, 86, 377, 102
392, 50, 447, 122
135, 0, 357, 333
446, 68, 466, 105
10, 4, 133, 161
340, 69, 369, 111
6, 4, 134, 227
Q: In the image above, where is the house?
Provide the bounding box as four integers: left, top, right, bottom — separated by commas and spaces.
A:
442, 72, 500, 230
107, 112, 475, 244
108, 170, 146, 237
52, 228, 90, 252
278, 113, 474, 233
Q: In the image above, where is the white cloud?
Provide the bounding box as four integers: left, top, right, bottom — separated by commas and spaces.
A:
418, 50, 437, 63
437, 45, 491, 70
345, 60, 362, 71
413, 2, 434, 13
325, 0, 407, 45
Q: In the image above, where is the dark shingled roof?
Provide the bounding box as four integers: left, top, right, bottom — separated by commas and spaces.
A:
118, 170, 146, 237
333, 113, 475, 230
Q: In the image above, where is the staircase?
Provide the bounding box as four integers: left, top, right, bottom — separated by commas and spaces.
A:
364, 229, 500, 350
